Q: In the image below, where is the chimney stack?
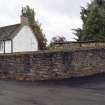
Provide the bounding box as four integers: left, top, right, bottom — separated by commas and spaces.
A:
21, 15, 29, 25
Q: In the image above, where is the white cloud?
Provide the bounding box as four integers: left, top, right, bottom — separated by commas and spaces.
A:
41, 13, 82, 42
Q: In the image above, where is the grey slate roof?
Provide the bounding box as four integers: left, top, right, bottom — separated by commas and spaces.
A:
0, 24, 21, 40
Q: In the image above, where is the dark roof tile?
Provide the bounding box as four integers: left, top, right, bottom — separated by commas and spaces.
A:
0, 24, 21, 40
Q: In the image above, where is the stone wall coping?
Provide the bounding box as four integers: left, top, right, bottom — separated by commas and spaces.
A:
0, 47, 105, 56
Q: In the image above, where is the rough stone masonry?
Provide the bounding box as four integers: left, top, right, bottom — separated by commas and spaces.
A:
0, 48, 105, 80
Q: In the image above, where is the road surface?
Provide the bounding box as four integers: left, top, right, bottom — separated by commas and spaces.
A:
0, 74, 105, 105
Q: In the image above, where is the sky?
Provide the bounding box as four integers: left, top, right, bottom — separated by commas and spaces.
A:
0, 0, 90, 43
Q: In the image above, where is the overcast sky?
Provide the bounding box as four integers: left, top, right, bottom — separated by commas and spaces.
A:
0, 0, 90, 42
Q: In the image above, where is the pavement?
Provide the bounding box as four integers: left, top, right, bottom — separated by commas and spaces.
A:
0, 74, 105, 105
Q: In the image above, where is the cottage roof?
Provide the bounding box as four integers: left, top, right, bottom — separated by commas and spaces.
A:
0, 24, 21, 40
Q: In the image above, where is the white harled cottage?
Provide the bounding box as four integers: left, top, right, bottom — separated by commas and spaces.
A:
0, 15, 39, 53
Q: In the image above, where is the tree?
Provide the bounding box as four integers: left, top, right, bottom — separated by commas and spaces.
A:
74, 0, 105, 41
22, 6, 47, 50
50, 36, 66, 47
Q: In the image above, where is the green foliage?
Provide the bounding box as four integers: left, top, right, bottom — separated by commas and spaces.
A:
22, 6, 47, 50
74, 0, 105, 41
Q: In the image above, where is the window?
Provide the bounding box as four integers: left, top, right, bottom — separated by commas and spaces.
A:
0, 41, 4, 51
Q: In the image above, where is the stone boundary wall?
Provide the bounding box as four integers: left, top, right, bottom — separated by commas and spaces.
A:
0, 48, 105, 80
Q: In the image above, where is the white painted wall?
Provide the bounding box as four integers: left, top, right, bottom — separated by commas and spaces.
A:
13, 25, 38, 52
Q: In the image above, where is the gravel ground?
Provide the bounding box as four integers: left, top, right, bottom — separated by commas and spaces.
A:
0, 74, 105, 105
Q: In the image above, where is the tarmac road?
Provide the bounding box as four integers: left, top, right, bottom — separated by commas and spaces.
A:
0, 74, 105, 105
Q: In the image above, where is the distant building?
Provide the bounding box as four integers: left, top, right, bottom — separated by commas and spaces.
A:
50, 41, 105, 50
0, 15, 41, 53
